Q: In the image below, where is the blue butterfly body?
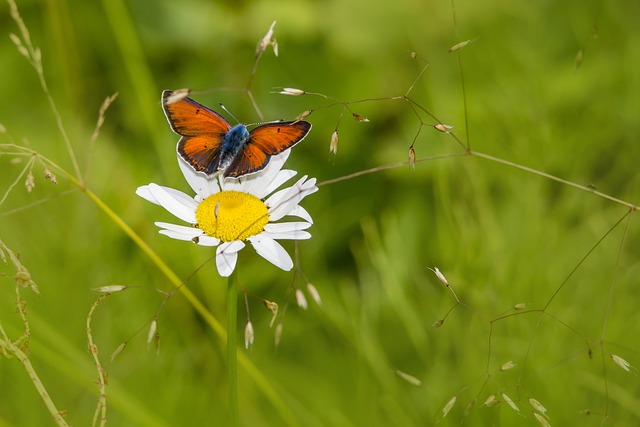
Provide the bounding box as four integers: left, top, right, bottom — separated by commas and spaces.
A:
219, 125, 251, 170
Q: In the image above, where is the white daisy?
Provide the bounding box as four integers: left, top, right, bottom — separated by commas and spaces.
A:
136, 150, 317, 277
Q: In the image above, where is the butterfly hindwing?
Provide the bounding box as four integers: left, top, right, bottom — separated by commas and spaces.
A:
178, 135, 224, 175
223, 143, 270, 178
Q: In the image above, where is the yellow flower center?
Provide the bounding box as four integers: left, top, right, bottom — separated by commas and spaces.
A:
195, 191, 269, 242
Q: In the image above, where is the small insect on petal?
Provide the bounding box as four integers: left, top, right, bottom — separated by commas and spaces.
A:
295, 288, 308, 310
408, 146, 416, 170
329, 130, 339, 155
441, 395, 457, 417
352, 112, 369, 123
434, 123, 454, 133
395, 369, 422, 386
448, 38, 475, 53
279, 87, 305, 96
244, 320, 255, 349
164, 88, 191, 104
306, 283, 322, 306
500, 360, 515, 371
611, 354, 631, 372
514, 303, 527, 310
94, 285, 127, 293
147, 319, 158, 344
501, 393, 520, 413
533, 412, 551, 427
529, 397, 548, 416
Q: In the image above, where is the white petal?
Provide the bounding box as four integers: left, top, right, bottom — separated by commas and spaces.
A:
263, 222, 312, 239
137, 184, 196, 209
262, 230, 311, 240
178, 155, 220, 198
147, 184, 197, 223
256, 169, 297, 199
136, 185, 157, 204
159, 228, 200, 241
196, 235, 222, 246
155, 222, 201, 237
248, 235, 293, 271
267, 176, 318, 221
216, 241, 245, 277
155, 223, 220, 246
286, 205, 313, 223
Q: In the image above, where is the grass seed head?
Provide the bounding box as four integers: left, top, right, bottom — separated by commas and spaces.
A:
408, 146, 416, 170
533, 412, 551, 427
164, 88, 191, 104
500, 360, 515, 371
434, 123, 453, 133
441, 395, 457, 417
279, 87, 305, 96
295, 288, 308, 310
245, 320, 255, 349
330, 130, 339, 155
501, 393, 520, 413
528, 397, 548, 415
306, 283, 322, 306
25, 170, 35, 192
484, 394, 498, 407
610, 354, 631, 372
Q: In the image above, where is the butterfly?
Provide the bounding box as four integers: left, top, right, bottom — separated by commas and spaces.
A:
161, 90, 312, 178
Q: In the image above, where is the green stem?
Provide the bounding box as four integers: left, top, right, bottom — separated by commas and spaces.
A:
227, 269, 239, 426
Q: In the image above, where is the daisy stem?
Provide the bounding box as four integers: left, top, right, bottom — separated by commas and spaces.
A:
227, 269, 239, 426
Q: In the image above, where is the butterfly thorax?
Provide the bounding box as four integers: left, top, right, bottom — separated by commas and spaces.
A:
219, 124, 250, 170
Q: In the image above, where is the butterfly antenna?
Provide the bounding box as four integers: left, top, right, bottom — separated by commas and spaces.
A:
219, 103, 241, 125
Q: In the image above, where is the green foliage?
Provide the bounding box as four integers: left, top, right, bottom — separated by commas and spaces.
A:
1, 0, 640, 425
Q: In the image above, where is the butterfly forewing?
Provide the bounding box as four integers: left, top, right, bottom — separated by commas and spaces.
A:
162, 90, 231, 136
248, 121, 311, 155
162, 90, 232, 175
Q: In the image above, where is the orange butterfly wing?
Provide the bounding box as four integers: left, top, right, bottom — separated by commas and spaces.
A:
223, 121, 312, 178
162, 90, 231, 175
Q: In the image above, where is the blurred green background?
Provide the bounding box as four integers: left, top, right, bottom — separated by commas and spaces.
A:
1, 0, 640, 425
